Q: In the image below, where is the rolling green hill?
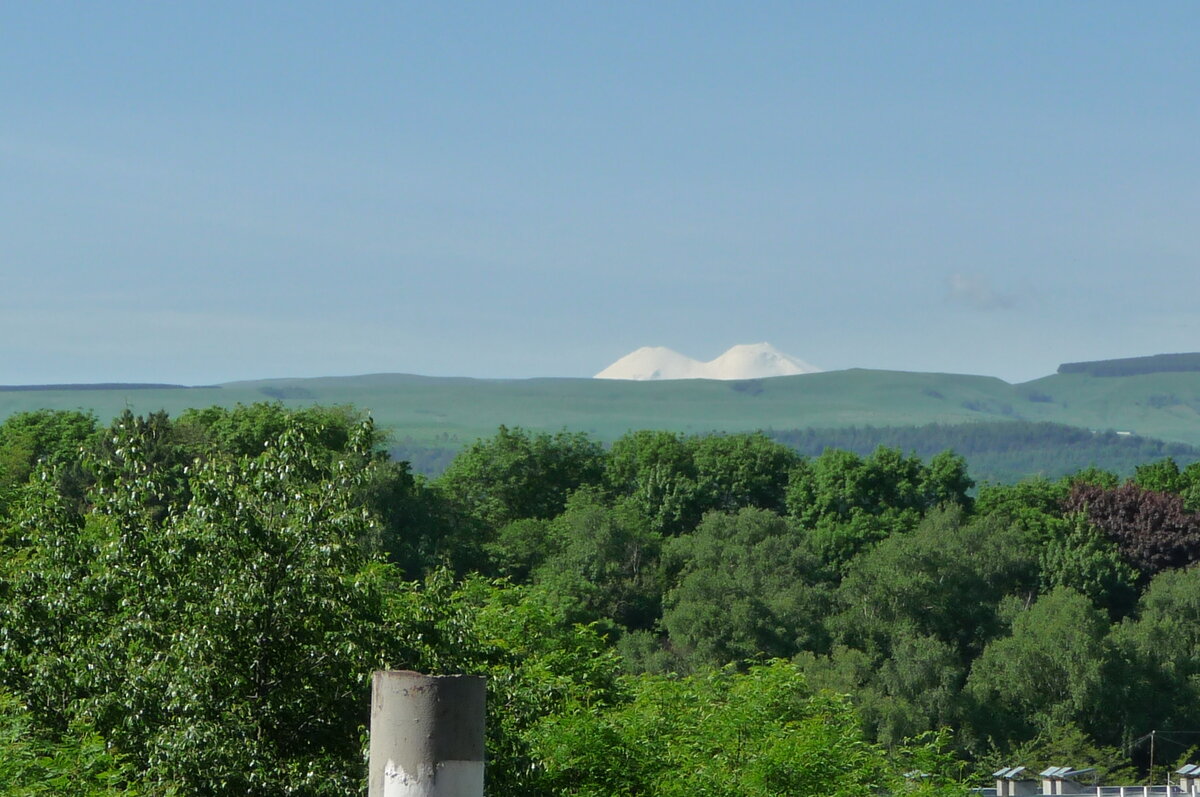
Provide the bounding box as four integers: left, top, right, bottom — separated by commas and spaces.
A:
5, 360, 1200, 461
0, 369, 1024, 445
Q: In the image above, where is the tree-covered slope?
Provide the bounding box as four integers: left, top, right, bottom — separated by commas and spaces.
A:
771, 422, 1200, 485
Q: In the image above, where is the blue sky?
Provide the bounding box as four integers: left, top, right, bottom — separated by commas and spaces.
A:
3, 2, 1198, 384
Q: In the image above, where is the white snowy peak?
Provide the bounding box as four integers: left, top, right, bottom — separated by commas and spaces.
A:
595, 343, 821, 381
706, 343, 821, 380
593, 346, 704, 380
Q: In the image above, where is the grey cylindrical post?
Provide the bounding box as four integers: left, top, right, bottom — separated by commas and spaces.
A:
369, 670, 486, 797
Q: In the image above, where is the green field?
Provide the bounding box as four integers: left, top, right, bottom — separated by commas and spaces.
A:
6, 366, 1200, 449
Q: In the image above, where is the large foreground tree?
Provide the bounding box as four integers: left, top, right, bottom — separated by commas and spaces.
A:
0, 415, 394, 795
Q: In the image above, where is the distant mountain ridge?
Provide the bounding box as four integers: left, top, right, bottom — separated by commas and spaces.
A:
1058, 352, 1200, 377
595, 343, 821, 381
0, 383, 198, 392
10, 352, 1200, 478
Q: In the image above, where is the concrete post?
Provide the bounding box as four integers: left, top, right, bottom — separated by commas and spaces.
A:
369, 670, 486, 797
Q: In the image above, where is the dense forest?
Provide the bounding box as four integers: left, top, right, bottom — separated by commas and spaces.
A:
4, 404, 1200, 795
395, 420, 1200, 484
771, 421, 1200, 483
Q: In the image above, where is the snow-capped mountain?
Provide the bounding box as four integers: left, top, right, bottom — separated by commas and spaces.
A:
594, 343, 821, 381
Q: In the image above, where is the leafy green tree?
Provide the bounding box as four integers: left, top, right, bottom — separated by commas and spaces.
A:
965, 587, 1117, 752
1040, 514, 1139, 620
371, 463, 484, 577
173, 402, 371, 460
0, 409, 97, 475
0, 689, 140, 796
179, 402, 484, 577
486, 517, 555, 582
662, 508, 830, 669
530, 660, 964, 797
531, 489, 662, 631
606, 431, 799, 536
615, 629, 683, 675
605, 430, 701, 536
384, 573, 623, 797
1108, 567, 1200, 745
797, 635, 967, 751
1068, 467, 1120, 489
436, 426, 606, 530
974, 477, 1069, 548
0, 415, 394, 795
830, 508, 1036, 661
1137, 459, 1200, 513
1180, 462, 1200, 512
807, 509, 1034, 746
1133, 458, 1185, 494
788, 446, 972, 568
87, 409, 195, 525
869, 634, 966, 749
0, 409, 98, 518
921, 450, 976, 510
688, 432, 801, 516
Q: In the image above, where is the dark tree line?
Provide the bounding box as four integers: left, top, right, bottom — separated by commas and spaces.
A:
1057, 352, 1200, 377
5, 404, 1200, 794
771, 421, 1200, 484
392, 419, 1200, 484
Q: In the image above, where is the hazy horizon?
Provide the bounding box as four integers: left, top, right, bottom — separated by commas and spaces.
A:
6, 343, 1191, 388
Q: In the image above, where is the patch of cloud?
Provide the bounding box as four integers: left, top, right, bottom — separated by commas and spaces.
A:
945, 273, 1017, 310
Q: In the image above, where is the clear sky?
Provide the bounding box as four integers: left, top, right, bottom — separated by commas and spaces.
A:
3, 2, 1198, 385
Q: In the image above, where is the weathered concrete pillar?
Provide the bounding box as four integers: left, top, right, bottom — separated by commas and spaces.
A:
369, 670, 486, 797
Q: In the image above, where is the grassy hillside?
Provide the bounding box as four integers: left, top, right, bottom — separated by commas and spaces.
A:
0, 370, 1017, 444
1018, 371, 1200, 443
5, 366, 1200, 452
